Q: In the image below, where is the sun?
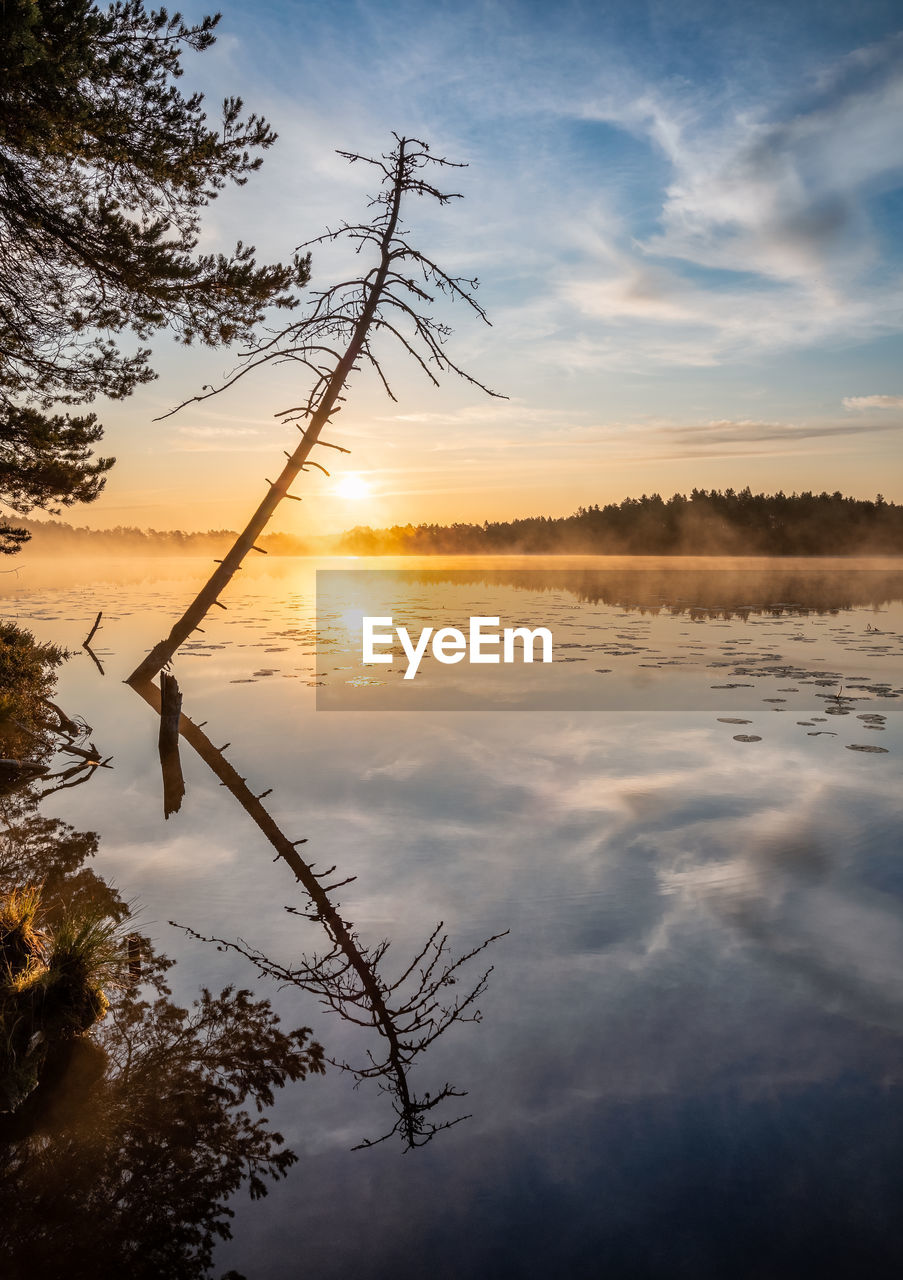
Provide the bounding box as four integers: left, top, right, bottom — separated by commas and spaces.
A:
334, 474, 371, 501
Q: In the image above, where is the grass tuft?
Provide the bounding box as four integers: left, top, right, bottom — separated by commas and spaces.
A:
2, 889, 123, 1111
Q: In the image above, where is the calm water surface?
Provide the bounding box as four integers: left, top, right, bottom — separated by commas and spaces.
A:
2, 555, 903, 1278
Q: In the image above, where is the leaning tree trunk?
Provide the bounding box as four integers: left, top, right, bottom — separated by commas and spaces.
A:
127, 143, 409, 686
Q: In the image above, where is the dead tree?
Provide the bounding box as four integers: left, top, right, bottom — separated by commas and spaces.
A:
178, 916, 506, 1151
128, 134, 503, 685
129, 677, 507, 1149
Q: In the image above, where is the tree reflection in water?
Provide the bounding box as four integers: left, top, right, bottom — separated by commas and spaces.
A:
1, 751, 323, 1280
401, 563, 903, 618
1, 648, 505, 1272
179, 912, 504, 1151
131, 675, 507, 1150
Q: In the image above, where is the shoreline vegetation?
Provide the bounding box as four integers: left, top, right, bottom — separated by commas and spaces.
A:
0, 625, 114, 1113
6, 489, 903, 558
1, 626, 324, 1271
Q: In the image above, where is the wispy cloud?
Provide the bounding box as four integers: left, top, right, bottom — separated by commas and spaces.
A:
843, 394, 903, 409
640, 46, 903, 286
559, 32, 903, 366
372, 405, 898, 463
661, 417, 898, 446
175, 425, 260, 438
649, 416, 899, 461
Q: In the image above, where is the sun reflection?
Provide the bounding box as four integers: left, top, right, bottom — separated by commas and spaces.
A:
339, 607, 368, 638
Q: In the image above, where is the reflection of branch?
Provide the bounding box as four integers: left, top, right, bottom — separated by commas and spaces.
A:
84, 612, 102, 647
83, 643, 105, 676
158, 672, 185, 818
129, 678, 316, 885
42, 701, 80, 739
177, 917, 507, 1150
10, 715, 111, 799
39, 741, 113, 798
82, 612, 105, 675
56, 742, 107, 764
130, 677, 507, 1148
39, 759, 107, 799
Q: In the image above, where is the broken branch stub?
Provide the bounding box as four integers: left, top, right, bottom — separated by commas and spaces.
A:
158, 671, 186, 819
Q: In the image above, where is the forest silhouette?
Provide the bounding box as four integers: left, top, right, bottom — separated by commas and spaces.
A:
9, 489, 902, 558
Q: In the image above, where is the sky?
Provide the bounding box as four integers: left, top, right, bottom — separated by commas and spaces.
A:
77, 0, 903, 534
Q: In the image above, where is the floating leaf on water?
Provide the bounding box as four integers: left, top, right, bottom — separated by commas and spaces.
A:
718, 718, 752, 724
733, 734, 762, 742
846, 744, 889, 753
807, 731, 837, 736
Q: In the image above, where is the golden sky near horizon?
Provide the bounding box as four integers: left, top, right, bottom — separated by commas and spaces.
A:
83, 363, 902, 536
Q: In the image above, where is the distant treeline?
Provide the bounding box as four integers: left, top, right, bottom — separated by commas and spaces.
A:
337, 490, 903, 556
2, 517, 312, 556
5, 489, 903, 557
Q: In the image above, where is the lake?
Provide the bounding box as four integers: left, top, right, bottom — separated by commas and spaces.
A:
2, 555, 902, 1278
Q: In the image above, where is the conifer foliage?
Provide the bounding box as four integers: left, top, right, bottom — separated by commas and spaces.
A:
0, 1, 309, 551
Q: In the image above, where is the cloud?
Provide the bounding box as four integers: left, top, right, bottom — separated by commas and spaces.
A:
383, 401, 589, 430
559, 263, 889, 366
368, 405, 898, 464
175, 425, 260, 438
636, 37, 903, 286
661, 417, 898, 446
560, 33, 903, 365
166, 423, 268, 453
843, 394, 903, 410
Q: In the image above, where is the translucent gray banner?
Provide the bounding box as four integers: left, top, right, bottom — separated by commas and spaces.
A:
314, 567, 902, 712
